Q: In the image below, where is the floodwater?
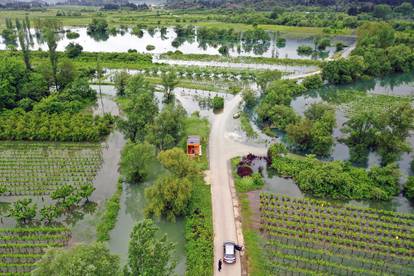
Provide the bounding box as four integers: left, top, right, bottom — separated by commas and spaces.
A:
0, 26, 354, 59
241, 72, 414, 213
154, 58, 319, 75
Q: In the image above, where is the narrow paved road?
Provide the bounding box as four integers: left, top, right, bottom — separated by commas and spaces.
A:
209, 70, 323, 275
209, 94, 266, 276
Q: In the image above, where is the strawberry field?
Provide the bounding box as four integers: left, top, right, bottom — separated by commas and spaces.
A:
0, 142, 103, 196
260, 193, 414, 275
0, 226, 70, 274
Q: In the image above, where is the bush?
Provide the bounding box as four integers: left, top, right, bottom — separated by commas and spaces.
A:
212, 96, 224, 110
235, 172, 264, 193
146, 44, 155, 51
66, 31, 80, 39
65, 43, 83, 58
405, 176, 414, 201
302, 75, 323, 90
297, 45, 313, 56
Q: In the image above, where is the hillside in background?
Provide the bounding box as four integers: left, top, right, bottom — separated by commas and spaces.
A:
166, 0, 414, 10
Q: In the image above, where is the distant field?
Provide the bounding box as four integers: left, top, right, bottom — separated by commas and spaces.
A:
0, 6, 353, 36
0, 142, 102, 196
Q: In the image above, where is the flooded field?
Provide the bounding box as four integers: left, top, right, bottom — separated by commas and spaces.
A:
0, 26, 354, 59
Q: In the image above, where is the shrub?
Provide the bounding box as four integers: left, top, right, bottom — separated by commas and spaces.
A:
146, 44, 155, 51
297, 45, 313, 56
302, 74, 323, 90
212, 96, 224, 110
66, 31, 80, 39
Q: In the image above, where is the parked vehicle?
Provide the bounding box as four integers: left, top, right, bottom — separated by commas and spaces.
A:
223, 241, 236, 264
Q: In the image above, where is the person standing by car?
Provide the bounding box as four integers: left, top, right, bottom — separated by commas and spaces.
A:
218, 258, 223, 272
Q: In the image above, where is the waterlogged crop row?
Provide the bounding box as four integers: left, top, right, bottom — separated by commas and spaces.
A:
0, 142, 102, 196
0, 227, 70, 274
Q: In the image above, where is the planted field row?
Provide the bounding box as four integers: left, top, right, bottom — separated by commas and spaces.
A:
260, 193, 414, 275
0, 142, 103, 196
0, 227, 70, 274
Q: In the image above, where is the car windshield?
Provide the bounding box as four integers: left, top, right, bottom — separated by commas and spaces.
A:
225, 244, 234, 255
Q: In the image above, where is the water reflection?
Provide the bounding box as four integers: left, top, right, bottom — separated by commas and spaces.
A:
0, 26, 355, 59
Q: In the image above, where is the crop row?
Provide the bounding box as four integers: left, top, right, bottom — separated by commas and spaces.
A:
0, 143, 103, 196
261, 198, 413, 226
263, 229, 413, 265
259, 193, 414, 274
0, 227, 70, 273
260, 193, 414, 220
261, 204, 413, 233
261, 210, 413, 240
265, 240, 414, 275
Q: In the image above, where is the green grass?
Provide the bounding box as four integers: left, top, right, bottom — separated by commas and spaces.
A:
0, 7, 352, 37
95, 178, 123, 242
231, 157, 267, 275
185, 176, 213, 276
240, 113, 258, 139
180, 115, 210, 171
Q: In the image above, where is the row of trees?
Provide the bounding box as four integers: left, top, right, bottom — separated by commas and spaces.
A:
8, 183, 95, 224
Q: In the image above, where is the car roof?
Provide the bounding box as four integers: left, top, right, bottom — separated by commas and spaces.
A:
225, 244, 235, 254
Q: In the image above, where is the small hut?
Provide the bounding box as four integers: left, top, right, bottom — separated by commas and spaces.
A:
187, 135, 202, 156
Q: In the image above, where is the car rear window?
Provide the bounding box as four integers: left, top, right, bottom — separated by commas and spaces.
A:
225, 244, 234, 254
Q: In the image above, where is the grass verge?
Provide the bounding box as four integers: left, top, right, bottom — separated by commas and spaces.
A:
185, 176, 213, 276
96, 178, 123, 241
231, 157, 267, 275
240, 113, 258, 139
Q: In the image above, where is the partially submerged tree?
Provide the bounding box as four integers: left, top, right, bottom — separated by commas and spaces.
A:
161, 70, 179, 103
8, 198, 37, 224
124, 219, 176, 276
33, 242, 120, 276
120, 142, 156, 183
145, 175, 192, 222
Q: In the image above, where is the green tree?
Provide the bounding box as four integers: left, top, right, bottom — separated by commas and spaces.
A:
33, 243, 120, 276
40, 205, 61, 224
145, 175, 192, 222
65, 42, 83, 58
51, 184, 74, 203
257, 104, 298, 130
256, 70, 282, 92
57, 59, 77, 90
242, 88, 256, 108
124, 219, 176, 276
125, 74, 153, 96
302, 74, 323, 90
120, 142, 156, 183
145, 104, 186, 150
161, 70, 179, 103
373, 4, 392, 19
212, 96, 224, 110
77, 183, 95, 202
41, 20, 62, 90
15, 19, 31, 71
119, 91, 158, 142
113, 70, 130, 96
356, 22, 395, 49
158, 147, 199, 178
8, 198, 37, 224
405, 176, 414, 200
